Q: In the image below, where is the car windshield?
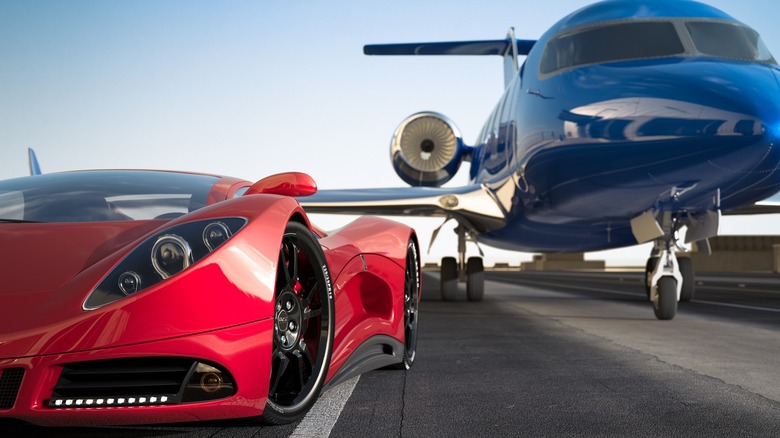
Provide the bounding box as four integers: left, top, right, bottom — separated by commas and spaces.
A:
0, 171, 219, 223
541, 19, 776, 76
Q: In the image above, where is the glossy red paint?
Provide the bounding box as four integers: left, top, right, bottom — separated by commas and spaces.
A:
2, 320, 273, 426
0, 171, 418, 426
0, 195, 299, 358
320, 217, 412, 381
206, 176, 248, 205
244, 172, 318, 197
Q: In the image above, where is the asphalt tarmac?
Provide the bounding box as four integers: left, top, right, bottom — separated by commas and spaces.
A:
5, 270, 780, 437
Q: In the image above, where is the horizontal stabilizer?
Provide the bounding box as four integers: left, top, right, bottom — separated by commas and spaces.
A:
364, 39, 536, 56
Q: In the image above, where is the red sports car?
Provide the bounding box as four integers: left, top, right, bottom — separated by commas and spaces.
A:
0, 169, 420, 426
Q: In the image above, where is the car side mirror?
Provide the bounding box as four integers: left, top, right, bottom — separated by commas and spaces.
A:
244, 172, 318, 197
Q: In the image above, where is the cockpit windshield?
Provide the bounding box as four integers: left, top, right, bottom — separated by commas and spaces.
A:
0, 171, 219, 223
540, 19, 776, 76
541, 22, 684, 74
685, 21, 775, 63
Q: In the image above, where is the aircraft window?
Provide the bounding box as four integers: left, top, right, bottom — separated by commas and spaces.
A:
541, 22, 684, 74
686, 22, 776, 63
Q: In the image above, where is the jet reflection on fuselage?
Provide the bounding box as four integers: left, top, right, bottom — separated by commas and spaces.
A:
561, 97, 762, 141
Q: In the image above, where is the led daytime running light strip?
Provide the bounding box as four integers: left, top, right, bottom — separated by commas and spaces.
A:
48, 394, 175, 408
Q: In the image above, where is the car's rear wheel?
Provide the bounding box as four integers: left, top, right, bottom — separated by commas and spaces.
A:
260, 221, 335, 425
390, 239, 420, 370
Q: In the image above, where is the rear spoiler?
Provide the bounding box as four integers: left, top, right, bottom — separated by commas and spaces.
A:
364, 28, 536, 88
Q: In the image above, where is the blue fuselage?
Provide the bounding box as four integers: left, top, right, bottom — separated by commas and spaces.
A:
472, 1, 780, 252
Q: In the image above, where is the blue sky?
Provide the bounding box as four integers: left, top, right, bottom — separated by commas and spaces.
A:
2, 0, 779, 266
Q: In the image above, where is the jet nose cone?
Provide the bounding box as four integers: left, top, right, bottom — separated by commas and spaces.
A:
668, 62, 780, 142
710, 111, 780, 210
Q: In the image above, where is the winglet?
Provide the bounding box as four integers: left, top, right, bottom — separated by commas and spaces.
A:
28, 148, 42, 175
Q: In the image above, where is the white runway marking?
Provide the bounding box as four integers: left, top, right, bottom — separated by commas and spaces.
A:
516, 278, 780, 314
693, 299, 780, 313
289, 376, 360, 438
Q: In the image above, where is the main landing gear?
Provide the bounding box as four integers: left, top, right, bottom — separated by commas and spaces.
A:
440, 225, 485, 302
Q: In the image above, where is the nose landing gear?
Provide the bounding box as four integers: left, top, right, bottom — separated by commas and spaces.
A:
635, 202, 715, 320
646, 244, 684, 320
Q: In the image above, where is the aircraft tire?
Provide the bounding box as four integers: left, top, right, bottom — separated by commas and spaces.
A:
441, 257, 458, 301
466, 257, 484, 302
653, 276, 678, 320
644, 256, 658, 301
678, 257, 695, 302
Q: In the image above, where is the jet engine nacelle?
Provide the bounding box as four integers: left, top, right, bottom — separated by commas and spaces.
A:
390, 112, 466, 187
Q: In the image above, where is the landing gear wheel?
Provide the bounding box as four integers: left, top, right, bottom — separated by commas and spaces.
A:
261, 222, 335, 425
653, 276, 678, 320
645, 256, 658, 301
390, 239, 420, 370
466, 257, 484, 302
678, 257, 695, 302
441, 256, 458, 301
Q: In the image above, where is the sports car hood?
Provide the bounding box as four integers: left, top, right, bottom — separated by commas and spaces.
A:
0, 195, 298, 360
0, 221, 165, 357
0, 221, 163, 295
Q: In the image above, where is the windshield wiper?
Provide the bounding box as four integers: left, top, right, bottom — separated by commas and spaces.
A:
0, 218, 39, 223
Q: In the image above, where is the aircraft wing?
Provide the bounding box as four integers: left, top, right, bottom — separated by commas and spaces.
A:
724, 193, 780, 215
300, 184, 509, 233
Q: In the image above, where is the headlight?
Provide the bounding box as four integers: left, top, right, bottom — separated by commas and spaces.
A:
151, 234, 193, 279
84, 217, 247, 309
203, 221, 232, 251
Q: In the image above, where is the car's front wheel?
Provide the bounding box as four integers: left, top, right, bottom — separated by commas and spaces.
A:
390, 239, 420, 370
261, 221, 335, 425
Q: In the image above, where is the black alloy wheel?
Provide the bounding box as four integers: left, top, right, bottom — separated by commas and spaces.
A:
261, 222, 334, 424
390, 239, 420, 370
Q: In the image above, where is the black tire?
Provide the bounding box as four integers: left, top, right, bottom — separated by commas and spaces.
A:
390, 239, 420, 370
645, 256, 658, 301
260, 222, 335, 425
441, 257, 458, 301
466, 257, 484, 302
653, 276, 678, 320
678, 257, 695, 302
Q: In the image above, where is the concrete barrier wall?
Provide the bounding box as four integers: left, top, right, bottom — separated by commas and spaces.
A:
691, 236, 780, 273
521, 252, 605, 271
422, 237, 780, 273
775, 245, 780, 274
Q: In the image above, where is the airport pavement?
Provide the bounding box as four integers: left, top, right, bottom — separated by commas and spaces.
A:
5, 271, 780, 437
